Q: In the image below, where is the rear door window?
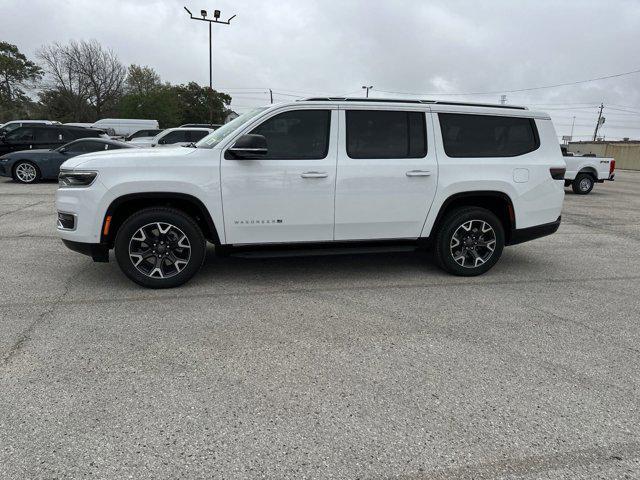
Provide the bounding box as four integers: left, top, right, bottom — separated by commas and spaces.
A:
438, 113, 539, 157
188, 130, 209, 142
161, 130, 189, 144
346, 110, 427, 159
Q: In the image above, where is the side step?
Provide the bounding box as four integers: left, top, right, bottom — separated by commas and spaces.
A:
217, 239, 427, 259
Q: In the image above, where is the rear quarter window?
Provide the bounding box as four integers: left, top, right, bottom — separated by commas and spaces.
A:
439, 113, 539, 158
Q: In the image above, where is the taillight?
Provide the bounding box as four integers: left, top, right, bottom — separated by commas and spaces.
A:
610, 159, 616, 175
550, 167, 565, 180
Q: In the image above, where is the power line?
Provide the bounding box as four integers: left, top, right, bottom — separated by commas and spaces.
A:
373, 67, 640, 97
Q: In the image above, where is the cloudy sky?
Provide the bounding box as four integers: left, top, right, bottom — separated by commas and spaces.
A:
3, 0, 640, 140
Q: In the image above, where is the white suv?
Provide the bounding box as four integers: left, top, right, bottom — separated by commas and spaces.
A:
56, 98, 565, 288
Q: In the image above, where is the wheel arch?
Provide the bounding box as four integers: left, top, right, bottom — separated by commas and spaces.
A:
102, 192, 221, 247
429, 191, 516, 244
578, 166, 598, 178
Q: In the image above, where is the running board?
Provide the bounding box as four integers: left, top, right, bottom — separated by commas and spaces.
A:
218, 239, 427, 259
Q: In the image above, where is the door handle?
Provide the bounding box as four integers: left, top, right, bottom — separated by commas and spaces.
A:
301, 171, 328, 178
406, 170, 432, 177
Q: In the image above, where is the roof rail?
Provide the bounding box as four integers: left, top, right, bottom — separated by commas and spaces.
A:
300, 97, 528, 110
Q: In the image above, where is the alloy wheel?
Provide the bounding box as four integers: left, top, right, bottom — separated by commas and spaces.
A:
128, 222, 191, 279
580, 178, 592, 192
15, 163, 37, 183
450, 219, 497, 268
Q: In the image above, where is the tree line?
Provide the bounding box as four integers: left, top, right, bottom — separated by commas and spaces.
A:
0, 40, 232, 127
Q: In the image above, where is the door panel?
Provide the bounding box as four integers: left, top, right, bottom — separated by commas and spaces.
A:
334, 108, 438, 240
221, 108, 337, 244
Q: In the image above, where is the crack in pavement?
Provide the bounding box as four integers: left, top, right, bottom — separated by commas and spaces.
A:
0, 265, 86, 368
0, 200, 49, 219
396, 441, 640, 480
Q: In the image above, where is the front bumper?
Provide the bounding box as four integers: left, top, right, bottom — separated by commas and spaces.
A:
508, 216, 561, 245
62, 239, 110, 262
0, 163, 10, 177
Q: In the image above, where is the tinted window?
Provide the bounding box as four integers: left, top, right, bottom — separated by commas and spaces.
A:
188, 130, 209, 142
161, 130, 189, 144
66, 141, 104, 153
35, 128, 60, 142
249, 110, 331, 159
439, 113, 539, 158
70, 128, 99, 139
6, 128, 34, 141
346, 110, 427, 159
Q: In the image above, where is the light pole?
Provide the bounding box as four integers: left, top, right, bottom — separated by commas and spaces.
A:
183, 6, 235, 90
362, 85, 373, 98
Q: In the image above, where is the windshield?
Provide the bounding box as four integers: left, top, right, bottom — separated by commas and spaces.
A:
195, 107, 268, 148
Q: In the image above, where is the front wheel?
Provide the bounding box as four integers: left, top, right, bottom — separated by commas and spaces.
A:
433, 207, 505, 276
572, 173, 594, 194
114, 207, 206, 288
13, 161, 39, 184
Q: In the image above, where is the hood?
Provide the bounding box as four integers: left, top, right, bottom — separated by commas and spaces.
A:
60, 145, 198, 170
3, 149, 52, 158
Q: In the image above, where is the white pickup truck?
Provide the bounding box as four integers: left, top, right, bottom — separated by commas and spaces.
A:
562, 149, 615, 194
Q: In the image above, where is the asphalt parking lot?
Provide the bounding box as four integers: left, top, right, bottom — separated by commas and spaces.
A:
1, 172, 639, 479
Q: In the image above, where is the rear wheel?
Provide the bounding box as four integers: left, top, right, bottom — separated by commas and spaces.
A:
13, 161, 39, 184
114, 207, 206, 288
434, 207, 505, 276
572, 173, 594, 194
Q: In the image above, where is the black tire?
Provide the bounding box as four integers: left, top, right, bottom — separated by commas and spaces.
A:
12, 161, 40, 184
114, 207, 206, 288
433, 207, 505, 276
572, 173, 594, 195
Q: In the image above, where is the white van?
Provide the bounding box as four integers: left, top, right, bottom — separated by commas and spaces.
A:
90, 119, 159, 138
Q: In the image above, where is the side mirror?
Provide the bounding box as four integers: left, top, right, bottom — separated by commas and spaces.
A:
59, 147, 67, 154
227, 134, 268, 159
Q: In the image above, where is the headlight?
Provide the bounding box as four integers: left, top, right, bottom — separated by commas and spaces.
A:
58, 170, 98, 187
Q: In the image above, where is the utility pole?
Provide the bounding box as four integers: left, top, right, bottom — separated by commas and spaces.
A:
570, 116, 576, 140
362, 85, 373, 98
500, 94, 507, 105
593, 103, 604, 141
269, 89, 273, 104
183, 6, 236, 90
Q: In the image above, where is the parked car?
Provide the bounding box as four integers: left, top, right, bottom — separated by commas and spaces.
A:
180, 123, 222, 129
90, 119, 159, 138
561, 148, 615, 194
130, 127, 214, 148
0, 138, 133, 184
0, 120, 60, 134
56, 98, 565, 288
0, 125, 105, 157
125, 129, 163, 141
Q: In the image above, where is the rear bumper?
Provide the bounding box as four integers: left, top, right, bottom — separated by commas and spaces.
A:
62, 239, 110, 262
508, 216, 561, 245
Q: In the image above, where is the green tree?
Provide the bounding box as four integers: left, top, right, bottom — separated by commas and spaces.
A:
125, 65, 161, 95
174, 82, 232, 125
118, 85, 182, 128
0, 41, 42, 121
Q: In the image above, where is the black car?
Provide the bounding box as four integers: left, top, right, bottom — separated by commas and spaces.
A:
126, 129, 163, 141
0, 125, 104, 157
0, 138, 133, 184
